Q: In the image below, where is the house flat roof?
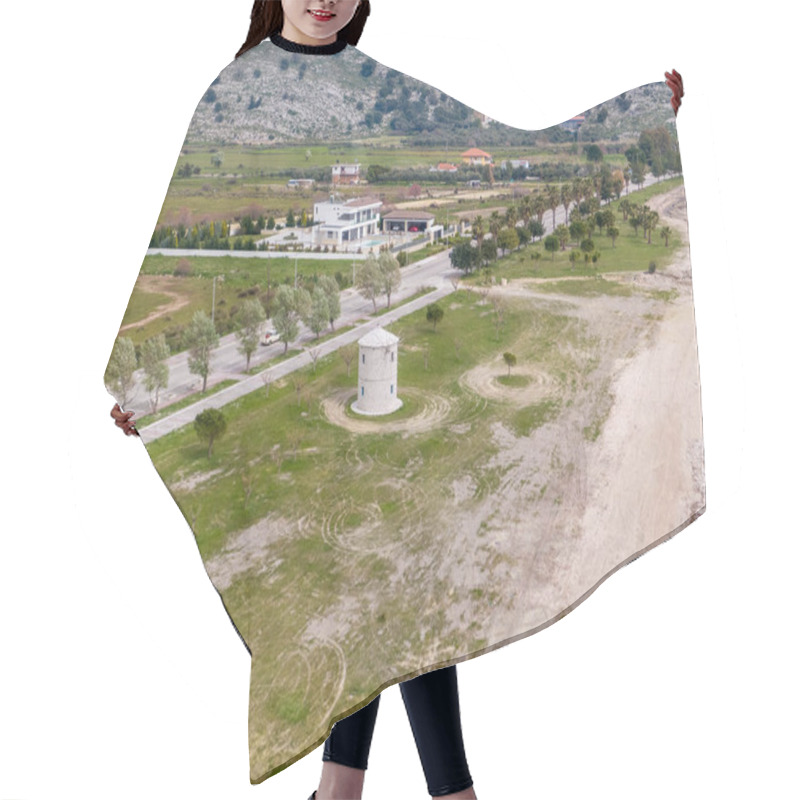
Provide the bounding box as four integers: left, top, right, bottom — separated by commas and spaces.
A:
382, 209, 435, 220
313, 196, 382, 209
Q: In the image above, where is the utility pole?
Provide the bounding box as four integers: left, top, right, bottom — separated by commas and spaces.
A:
211, 275, 217, 325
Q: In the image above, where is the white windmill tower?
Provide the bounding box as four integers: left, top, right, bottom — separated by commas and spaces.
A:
352, 326, 402, 416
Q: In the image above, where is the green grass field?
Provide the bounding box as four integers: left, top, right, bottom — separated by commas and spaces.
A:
461, 178, 684, 284
145, 284, 602, 766
147, 288, 583, 559
143, 258, 670, 776
120, 254, 356, 347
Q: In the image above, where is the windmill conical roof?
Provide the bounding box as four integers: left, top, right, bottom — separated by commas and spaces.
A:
358, 326, 399, 347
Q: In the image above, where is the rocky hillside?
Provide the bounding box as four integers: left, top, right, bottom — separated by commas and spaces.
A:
576, 82, 676, 142
185, 39, 674, 147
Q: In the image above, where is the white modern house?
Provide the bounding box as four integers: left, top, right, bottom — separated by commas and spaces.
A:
351, 327, 402, 416
312, 195, 382, 247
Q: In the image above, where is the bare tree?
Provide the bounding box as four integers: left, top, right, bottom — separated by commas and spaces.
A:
341, 342, 358, 377
271, 445, 284, 473
308, 346, 321, 373
477, 272, 492, 304
241, 468, 253, 509
491, 296, 507, 340
287, 428, 303, 460
291, 375, 305, 407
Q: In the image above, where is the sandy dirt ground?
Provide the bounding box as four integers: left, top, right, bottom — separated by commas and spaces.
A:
119, 274, 190, 331
206, 183, 705, 653
431, 182, 705, 644
572, 184, 705, 590
197, 183, 706, 779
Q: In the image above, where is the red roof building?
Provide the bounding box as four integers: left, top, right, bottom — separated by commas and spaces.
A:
460, 147, 493, 165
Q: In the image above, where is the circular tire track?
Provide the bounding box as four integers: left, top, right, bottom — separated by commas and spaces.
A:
255, 635, 346, 759
459, 360, 558, 406
321, 386, 454, 435
319, 477, 433, 554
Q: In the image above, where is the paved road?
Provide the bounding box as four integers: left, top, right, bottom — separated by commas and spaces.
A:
131, 175, 669, 439
139, 269, 457, 443
125, 248, 458, 419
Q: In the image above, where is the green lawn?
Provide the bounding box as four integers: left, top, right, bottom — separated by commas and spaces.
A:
120, 254, 356, 348
120, 288, 172, 329
136, 380, 240, 429
146, 288, 584, 560
462, 179, 684, 284
143, 274, 664, 773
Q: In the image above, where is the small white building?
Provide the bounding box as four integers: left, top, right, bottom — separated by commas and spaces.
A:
500, 159, 531, 170
351, 327, 402, 416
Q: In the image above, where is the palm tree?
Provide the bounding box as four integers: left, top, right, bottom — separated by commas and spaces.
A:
519, 195, 533, 226
532, 193, 547, 226
580, 176, 594, 205
643, 207, 659, 244
568, 250, 579, 271
504, 204, 518, 230
555, 224, 570, 251
546, 184, 560, 230
472, 214, 485, 248
571, 179, 583, 217
648, 211, 660, 244
660, 225, 672, 246
628, 203, 643, 236
593, 171, 603, 204
560, 183, 572, 223
489, 210, 502, 240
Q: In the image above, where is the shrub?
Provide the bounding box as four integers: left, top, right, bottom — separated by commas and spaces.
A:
173, 258, 193, 277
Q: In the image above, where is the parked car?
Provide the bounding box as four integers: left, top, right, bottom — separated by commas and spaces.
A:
260, 329, 281, 346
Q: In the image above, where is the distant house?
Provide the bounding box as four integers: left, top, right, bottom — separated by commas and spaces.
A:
500, 159, 531, 170
312, 195, 382, 245
562, 115, 585, 133
287, 178, 315, 188
461, 147, 492, 166
428, 162, 458, 173
332, 162, 361, 185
